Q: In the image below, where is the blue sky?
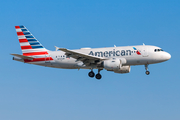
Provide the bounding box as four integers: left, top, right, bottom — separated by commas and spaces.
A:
0, 0, 180, 120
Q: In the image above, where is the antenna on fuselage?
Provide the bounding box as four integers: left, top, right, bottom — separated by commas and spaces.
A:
114, 45, 116, 47
143, 43, 145, 46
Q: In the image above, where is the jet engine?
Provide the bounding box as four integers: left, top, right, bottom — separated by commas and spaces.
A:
103, 59, 121, 71
103, 58, 130, 73
113, 65, 130, 73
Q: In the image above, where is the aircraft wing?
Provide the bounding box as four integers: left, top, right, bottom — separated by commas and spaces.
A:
11, 54, 35, 60
55, 46, 106, 64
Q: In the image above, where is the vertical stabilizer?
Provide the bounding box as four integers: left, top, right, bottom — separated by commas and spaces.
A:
15, 25, 53, 63
15, 25, 49, 56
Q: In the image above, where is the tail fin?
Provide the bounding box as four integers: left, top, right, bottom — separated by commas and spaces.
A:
15, 25, 49, 56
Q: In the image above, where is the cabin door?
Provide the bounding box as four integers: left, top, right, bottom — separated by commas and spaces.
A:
142, 47, 148, 57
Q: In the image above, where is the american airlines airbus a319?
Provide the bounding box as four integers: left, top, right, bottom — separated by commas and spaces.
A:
11, 25, 171, 79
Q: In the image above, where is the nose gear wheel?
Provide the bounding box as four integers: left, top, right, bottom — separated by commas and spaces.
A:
145, 64, 150, 75
145, 71, 150, 75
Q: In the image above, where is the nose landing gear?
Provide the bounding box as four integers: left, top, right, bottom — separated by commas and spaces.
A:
145, 64, 150, 75
146, 71, 150, 75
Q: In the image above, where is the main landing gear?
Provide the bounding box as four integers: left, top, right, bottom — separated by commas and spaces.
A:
88, 69, 102, 80
145, 64, 150, 75
88, 71, 95, 78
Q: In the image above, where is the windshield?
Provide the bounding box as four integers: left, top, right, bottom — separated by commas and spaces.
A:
154, 49, 164, 52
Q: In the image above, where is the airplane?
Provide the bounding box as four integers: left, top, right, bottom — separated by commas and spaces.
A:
11, 25, 171, 80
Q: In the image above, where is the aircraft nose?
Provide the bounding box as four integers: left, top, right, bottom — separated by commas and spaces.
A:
164, 52, 171, 60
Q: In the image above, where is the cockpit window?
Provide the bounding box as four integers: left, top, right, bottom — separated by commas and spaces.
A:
154, 49, 164, 52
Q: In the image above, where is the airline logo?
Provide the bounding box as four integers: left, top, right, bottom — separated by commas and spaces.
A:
15, 25, 53, 62
15, 26, 45, 50
133, 47, 141, 55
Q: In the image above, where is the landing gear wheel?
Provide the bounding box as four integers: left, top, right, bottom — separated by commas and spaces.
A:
146, 71, 150, 75
95, 73, 102, 80
88, 71, 95, 78
145, 64, 150, 75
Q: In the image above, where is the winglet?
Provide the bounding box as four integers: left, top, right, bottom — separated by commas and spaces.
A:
55, 46, 59, 51
54, 46, 67, 51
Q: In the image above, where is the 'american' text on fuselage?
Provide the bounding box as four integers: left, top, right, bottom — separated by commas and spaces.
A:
89, 49, 134, 57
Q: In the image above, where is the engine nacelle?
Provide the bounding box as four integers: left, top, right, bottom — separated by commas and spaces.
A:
114, 65, 130, 73
103, 58, 130, 73
103, 59, 121, 71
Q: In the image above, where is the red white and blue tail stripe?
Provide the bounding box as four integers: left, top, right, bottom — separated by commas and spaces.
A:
15, 25, 48, 55
15, 25, 53, 62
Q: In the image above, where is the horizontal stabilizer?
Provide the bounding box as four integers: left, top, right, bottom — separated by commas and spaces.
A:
11, 54, 35, 60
